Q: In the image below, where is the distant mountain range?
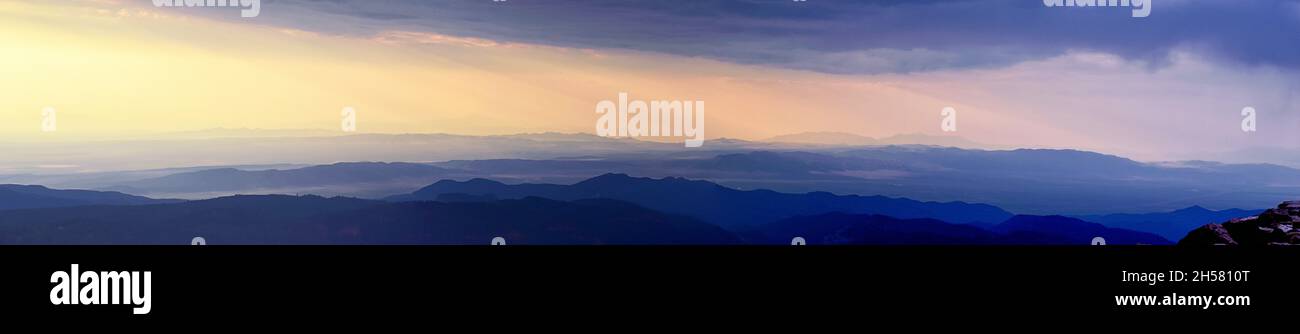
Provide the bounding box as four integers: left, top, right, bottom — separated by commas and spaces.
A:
388, 173, 1015, 229
8, 135, 1298, 214
1, 148, 1286, 243
0, 184, 179, 210
0, 132, 779, 175
0, 195, 740, 245
422, 148, 1300, 214
127, 162, 456, 191
1196, 146, 1300, 169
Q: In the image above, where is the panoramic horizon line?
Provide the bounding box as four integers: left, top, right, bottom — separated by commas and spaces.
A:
1, 128, 1290, 166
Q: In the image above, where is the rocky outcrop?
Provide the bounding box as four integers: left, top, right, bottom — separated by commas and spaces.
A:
1180, 201, 1300, 246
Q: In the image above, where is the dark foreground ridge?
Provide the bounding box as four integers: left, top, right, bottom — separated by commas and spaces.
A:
1181, 200, 1300, 246
0, 195, 740, 245
0, 176, 1175, 245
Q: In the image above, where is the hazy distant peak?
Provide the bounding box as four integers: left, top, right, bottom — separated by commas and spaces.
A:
1173, 205, 1210, 213
461, 178, 508, 186
765, 132, 877, 145
765, 132, 985, 149
500, 132, 619, 142
708, 138, 758, 145
574, 173, 643, 187
0, 184, 55, 192
139, 128, 347, 140
576, 173, 715, 189
588, 173, 634, 180
299, 161, 449, 171
0, 184, 177, 210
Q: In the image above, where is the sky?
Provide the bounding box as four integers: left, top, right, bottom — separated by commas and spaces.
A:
0, 0, 1297, 161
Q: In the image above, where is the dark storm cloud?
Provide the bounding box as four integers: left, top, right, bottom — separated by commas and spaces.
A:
232, 0, 1300, 74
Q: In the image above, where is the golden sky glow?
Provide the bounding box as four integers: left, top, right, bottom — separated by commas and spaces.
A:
0, 1, 981, 141
1, 1, 1295, 162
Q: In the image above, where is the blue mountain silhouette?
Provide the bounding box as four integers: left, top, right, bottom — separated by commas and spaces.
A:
0, 184, 179, 210
88, 146, 1300, 216
388, 173, 1015, 229
434, 148, 1300, 214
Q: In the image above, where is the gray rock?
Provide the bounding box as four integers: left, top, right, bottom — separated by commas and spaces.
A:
1180, 200, 1300, 246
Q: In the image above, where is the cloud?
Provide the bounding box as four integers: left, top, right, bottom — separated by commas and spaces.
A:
874, 49, 1300, 160
146, 0, 1300, 74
